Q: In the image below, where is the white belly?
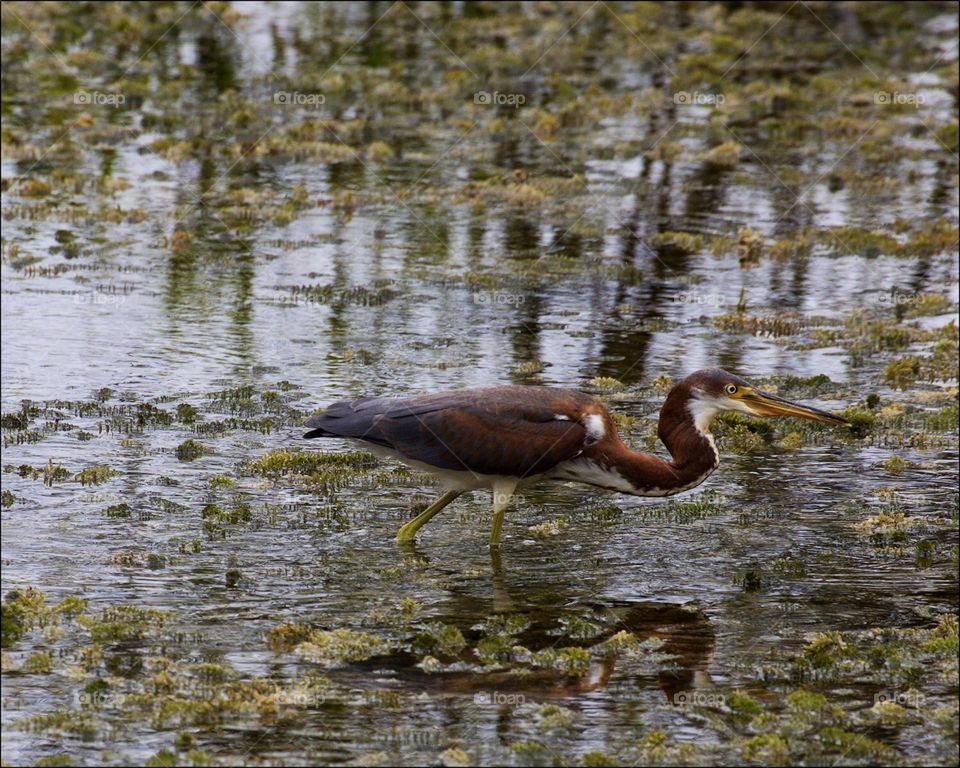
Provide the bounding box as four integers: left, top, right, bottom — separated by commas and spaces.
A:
549, 458, 637, 493
550, 458, 716, 497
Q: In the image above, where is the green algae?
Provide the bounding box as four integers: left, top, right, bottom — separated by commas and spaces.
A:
587, 376, 626, 393
0, 1, 956, 765
713, 313, 808, 338
100, 502, 131, 519
295, 628, 392, 666
647, 231, 704, 256
201, 502, 251, 527
593, 631, 644, 659
266, 622, 315, 653
740, 733, 789, 765
78, 605, 174, 643
245, 448, 377, 478
726, 691, 762, 723
17, 710, 99, 739
1, 603, 23, 648
523, 646, 592, 676
206, 474, 236, 489
174, 440, 206, 461
224, 568, 242, 587
175, 404, 199, 425
24, 650, 54, 673
412, 623, 468, 659
2, 589, 88, 646
581, 751, 620, 767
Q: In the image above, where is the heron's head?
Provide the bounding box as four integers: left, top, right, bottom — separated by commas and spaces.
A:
678, 368, 849, 429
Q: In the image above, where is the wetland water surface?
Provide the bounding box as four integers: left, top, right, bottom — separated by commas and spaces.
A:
1, 2, 958, 765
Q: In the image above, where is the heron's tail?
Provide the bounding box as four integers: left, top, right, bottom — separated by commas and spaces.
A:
303, 396, 391, 444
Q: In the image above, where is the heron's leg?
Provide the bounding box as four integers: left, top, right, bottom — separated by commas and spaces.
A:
489, 479, 518, 549
396, 489, 463, 543
490, 547, 515, 613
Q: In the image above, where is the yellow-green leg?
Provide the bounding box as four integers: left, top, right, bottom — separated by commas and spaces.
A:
490, 508, 506, 548
396, 490, 462, 543
489, 480, 518, 549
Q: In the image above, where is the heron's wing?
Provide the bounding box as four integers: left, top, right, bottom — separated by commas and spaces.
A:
305, 387, 592, 477
376, 403, 587, 477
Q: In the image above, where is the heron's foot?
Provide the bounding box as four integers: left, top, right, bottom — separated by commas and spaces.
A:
394, 489, 462, 545
395, 519, 420, 543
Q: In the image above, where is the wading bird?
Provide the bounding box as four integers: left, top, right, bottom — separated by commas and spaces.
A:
304, 368, 848, 548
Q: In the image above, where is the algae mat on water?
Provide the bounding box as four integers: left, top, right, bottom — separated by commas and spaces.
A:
1, 1, 958, 765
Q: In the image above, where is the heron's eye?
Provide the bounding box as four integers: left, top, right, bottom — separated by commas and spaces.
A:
725, 384, 738, 395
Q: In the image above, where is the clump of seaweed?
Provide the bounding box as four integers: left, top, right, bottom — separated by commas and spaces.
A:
175, 439, 206, 461
294, 628, 392, 666
648, 231, 703, 256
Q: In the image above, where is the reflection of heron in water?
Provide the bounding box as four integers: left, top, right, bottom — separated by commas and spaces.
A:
305, 369, 848, 548
340, 544, 717, 704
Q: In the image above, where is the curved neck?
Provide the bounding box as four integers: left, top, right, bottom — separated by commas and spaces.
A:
594, 391, 719, 496
658, 389, 720, 472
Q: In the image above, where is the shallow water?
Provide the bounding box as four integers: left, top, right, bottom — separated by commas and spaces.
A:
2, 2, 958, 765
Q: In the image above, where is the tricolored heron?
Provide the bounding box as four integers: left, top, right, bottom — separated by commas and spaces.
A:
304, 368, 849, 547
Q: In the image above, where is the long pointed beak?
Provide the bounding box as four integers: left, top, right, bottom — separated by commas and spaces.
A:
740, 390, 850, 426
